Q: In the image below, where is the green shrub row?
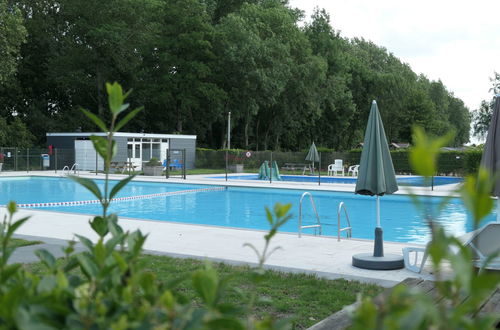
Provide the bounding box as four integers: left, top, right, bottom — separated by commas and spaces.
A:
195, 148, 484, 175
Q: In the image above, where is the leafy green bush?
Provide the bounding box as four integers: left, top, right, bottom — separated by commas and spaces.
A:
0, 83, 292, 329
145, 157, 161, 166
316, 147, 334, 153
196, 146, 482, 175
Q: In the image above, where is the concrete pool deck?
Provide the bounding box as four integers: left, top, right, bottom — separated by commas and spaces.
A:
2, 171, 461, 287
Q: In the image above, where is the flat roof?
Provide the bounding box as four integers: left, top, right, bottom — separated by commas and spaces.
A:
46, 132, 196, 140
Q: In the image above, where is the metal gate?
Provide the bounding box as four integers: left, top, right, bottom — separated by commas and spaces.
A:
165, 148, 186, 179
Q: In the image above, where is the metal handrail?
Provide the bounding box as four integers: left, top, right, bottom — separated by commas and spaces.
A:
62, 163, 79, 176
70, 163, 80, 175
298, 192, 322, 237
337, 202, 352, 241
61, 165, 70, 176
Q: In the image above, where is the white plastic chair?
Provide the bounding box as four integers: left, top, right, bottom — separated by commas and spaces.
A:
327, 164, 334, 176
402, 244, 429, 273
402, 222, 500, 273
328, 159, 344, 176
348, 164, 359, 177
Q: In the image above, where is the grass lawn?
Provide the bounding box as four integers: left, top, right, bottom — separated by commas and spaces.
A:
9, 238, 43, 248
26, 253, 382, 328
144, 255, 382, 328
185, 168, 227, 175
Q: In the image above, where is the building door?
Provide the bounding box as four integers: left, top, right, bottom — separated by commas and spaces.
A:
127, 141, 142, 169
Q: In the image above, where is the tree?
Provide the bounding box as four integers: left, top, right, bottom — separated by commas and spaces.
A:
302, 9, 355, 151
472, 72, 500, 139
154, 0, 224, 135
1, 0, 160, 145
473, 99, 493, 139
214, 1, 296, 148
0, 116, 33, 147
446, 95, 470, 145
0, 0, 473, 150
0, 0, 26, 83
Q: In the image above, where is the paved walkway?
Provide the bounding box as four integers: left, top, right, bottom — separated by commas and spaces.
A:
8, 208, 434, 288
2, 171, 458, 287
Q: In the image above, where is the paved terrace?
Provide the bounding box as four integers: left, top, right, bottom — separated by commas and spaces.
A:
1, 171, 462, 287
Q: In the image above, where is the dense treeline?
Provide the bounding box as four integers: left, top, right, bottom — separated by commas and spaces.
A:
472, 72, 500, 139
0, 0, 470, 149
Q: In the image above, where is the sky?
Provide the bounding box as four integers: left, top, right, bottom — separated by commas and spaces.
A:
289, 0, 500, 113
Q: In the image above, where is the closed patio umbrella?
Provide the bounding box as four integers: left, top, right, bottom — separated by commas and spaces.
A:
305, 142, 320, 174
480, 94, 500, 222
352, 100, 404, 270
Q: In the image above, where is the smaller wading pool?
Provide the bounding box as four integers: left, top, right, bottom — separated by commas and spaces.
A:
207, 174, 463, 187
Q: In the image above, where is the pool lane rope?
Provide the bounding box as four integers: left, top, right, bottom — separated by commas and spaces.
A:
11, 186, 225, 208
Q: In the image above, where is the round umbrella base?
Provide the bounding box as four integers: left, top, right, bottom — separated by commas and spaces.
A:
352, 253, 404, 270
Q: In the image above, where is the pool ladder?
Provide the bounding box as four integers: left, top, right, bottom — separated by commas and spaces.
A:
298, 192, 321, 237
337, 202, 352, 241
298, 192, 352, 241
62, 163, 80, 176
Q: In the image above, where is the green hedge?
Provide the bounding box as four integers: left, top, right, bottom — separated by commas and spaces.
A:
195, 148, 484, 175
463, 149, 483, 175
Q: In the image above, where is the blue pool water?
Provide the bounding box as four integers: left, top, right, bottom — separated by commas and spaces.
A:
209, 174, 463, 186
0, 176, 491, 244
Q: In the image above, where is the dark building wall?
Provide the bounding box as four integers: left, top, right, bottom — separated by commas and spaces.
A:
46, 136, 77, 168
170, 138, 196, 169
47, 136, 78, 149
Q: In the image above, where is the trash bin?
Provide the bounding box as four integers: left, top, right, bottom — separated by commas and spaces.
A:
41, 154, 50, 169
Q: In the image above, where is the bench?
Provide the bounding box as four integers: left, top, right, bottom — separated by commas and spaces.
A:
281, 163, 309, 171
163, 159, 183, 171
309, 277, 500, 329
281, 163, 314, 175
110, 161, 137, 174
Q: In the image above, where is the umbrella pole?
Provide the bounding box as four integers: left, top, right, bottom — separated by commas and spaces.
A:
373, 195, 384, 257
497, 199, 500, 222
376, 196, 381, 227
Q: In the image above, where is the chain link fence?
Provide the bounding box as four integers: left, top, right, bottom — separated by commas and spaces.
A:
195, 149, 362, 185
0, 147, 75, 172
195, 148, 481, 185
1, 147, 481, 183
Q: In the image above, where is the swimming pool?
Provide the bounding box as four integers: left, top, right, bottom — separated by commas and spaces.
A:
0, 176, 491, 244
208, 174, 463, 186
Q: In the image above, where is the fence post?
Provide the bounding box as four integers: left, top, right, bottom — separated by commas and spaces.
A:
225, 149, 228, 181
15, 148, 17, 171
182, 148, 186, 179
318, 152, 321, 186
270, 152, 273, 184
165, 148, 170, 179
26, 149, 29, 173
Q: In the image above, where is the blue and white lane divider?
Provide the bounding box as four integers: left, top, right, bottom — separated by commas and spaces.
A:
9, 186, 225, 208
